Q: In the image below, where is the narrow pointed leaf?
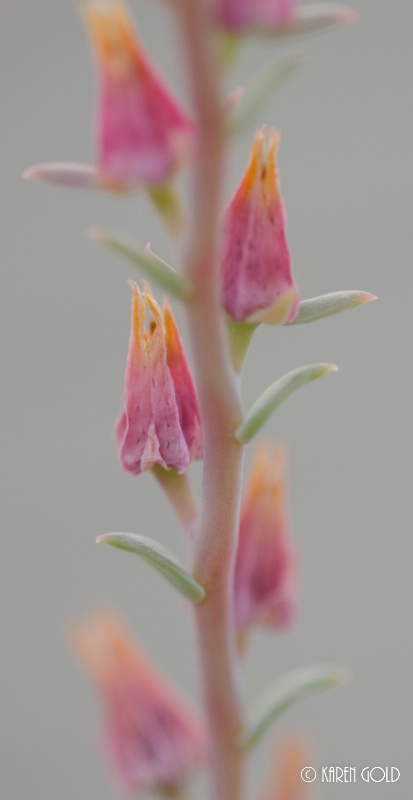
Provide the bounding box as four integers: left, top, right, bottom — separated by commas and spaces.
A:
254, 4, 356, 38
242, 664, 350, 749
97, 532, 205, 603
24, 162, 102, 189
236, 363, 337, 444
228, 56, 303, 137
89, 229, 191, 299
287, 290, 377, 325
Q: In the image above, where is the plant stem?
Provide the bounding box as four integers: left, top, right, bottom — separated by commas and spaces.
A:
152, 466, 200, 534
176, 1, 246, 798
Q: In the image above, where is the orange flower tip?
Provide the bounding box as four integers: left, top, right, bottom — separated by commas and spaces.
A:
243, 126, 280, 195
81, 2, 137, 72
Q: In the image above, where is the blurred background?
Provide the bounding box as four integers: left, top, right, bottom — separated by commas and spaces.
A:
1, 1, 412, 798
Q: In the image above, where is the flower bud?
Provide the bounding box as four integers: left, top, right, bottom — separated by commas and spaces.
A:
115, 282, 202, 476
220, 127, 299, 325
25, 3, 194, 194
84, 1, 194, 189
234, 443, 297, 632
72, 612, 206, 795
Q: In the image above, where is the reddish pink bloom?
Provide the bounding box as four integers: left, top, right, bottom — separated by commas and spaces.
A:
206, 0, 295, 33
72, 612, 206, 795
84, 2, 193, 188
220, 127, 299, 325
25, 2, 194, 192
115, 282, 202, 476
234, 444, 297, 632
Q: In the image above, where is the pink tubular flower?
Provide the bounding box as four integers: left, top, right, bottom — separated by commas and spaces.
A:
234, 443, 297, 632
84, 1, 193, 188
72, 612, 206, 796
220, 127, 299, 325
115, 282, 202, 476
25, 2, 194, 192
206, 0, 295, 33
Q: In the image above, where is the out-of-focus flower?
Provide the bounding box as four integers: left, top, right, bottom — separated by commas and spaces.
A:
234, 443, 297, 633
206, 0, 295, 33
25, 2, 194, 192
115, 282, 202, 476
72, 612, 206, 796
205, 0, 354, 37
220, 127, 299, 325
261, 736, 314, 800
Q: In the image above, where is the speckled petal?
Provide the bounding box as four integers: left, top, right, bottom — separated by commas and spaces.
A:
116, 283, 201, 476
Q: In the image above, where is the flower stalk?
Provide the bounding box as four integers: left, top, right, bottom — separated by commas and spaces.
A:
177, 1, 246, 797
24, 2, 374, 799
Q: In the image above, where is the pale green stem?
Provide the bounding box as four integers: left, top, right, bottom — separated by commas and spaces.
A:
176, 2, 246, 799
227, 320, 259, 375
152, 466, 200, 535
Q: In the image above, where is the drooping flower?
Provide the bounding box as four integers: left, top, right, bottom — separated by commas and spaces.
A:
234, 443, 297, 632
25, 2, 194, 193
220, 127, 299, 325
115, 282, 202, 476
206, 0, 295, 33
72, 612, 206, 796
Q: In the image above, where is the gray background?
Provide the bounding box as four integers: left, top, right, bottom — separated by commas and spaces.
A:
1, 1, 412, 798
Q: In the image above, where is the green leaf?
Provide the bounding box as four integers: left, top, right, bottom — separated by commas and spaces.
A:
236, 363, 337, 443
89, 228, 191, 300
97, 532, 205, 603
242, 664, 350, 750
252, 4, 356, 39
288, 291, 377, 325
228, 56, 303, 137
